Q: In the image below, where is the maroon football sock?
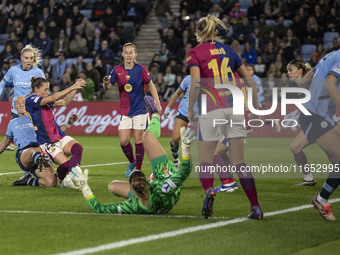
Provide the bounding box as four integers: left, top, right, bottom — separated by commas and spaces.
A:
236, 163, 259, 208
326, 152, 338, 165
69, 143, 83, 169
294, 151, 308, 174
199, 162, 215, 191
135, 143, 145, 170
57, 161, 70, 182
121, 143, 135, 163
213, 154, 233, 183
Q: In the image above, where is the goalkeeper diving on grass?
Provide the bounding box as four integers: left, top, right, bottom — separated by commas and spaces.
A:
66, 96, 195, 214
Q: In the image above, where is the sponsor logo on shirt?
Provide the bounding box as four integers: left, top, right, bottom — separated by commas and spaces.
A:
161, 184, 171, 193
124, 84, 132, 92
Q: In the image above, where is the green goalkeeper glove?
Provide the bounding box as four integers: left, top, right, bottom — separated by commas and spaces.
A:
180, 126, 196, 159
69, 166, 93, 199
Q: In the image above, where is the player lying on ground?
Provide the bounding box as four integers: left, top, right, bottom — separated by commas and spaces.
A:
0, 96, 78, 187
67, 96, 195, 214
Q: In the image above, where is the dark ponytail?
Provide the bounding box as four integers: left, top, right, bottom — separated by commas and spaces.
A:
31, 76, 49, 92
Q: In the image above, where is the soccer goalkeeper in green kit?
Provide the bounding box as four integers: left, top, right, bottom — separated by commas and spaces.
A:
67, 96, 195, 214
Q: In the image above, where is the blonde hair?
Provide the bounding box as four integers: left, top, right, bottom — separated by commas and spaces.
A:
21, 45, 42, 67
196, 15, 227, 43
287, 58, 312, 76
122, 42, 138, 62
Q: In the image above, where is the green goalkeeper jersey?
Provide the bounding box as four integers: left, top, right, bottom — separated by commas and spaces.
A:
86, 156, 191, 214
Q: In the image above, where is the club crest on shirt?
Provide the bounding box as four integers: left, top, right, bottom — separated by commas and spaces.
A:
162, 167, 172, 178
124, 84, 132, 92
126, 75, 130, 80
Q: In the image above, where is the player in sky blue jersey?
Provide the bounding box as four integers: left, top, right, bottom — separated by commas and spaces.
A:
103, 42, 162, 178
287, 58, 339, 186
297, 48, 340, 221
0, 45, 44, 152
0, 45, 46, 181
1, 97, 54, 187
0, 45, 45, 118
25, 76, 86, 185
0, 96, 78, 187
164, 75, 191, 169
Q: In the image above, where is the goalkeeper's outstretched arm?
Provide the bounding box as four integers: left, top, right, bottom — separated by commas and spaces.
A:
68, 167, 138, 214
167, 127, 195, 189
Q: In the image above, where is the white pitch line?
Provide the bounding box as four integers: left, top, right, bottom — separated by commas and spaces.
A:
0, 209, 230, 220
82, 162, 128, 168
0, 171, 22, 176
51, 198, 340, 255
0, 162, 132, 176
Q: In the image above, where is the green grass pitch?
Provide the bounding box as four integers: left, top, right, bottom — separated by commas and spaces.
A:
0, 136, 339, 255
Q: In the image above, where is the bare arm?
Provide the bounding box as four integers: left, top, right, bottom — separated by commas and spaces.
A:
300, 70, 315, 89
0, 136, 12, 154
188, 66, 200, 124
0, 79, 7, 96
167, 88, 183, 108
164, 88, 183, 118
40, 79, 86, 106
237, 64, 259, 111
60, 114, 79, 133
53, 89, 77, 107
148, 80, 163, 114
324, 74, 340, 108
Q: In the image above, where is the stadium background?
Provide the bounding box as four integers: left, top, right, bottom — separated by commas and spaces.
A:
1, 1, 340, 254
1, 0, 339, 114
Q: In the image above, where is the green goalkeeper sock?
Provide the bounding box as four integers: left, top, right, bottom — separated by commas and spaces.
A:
146, 116, 161, 139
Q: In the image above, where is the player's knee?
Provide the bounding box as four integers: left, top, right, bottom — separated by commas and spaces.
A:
171, 135, 180, 145
290, 143, 299, 154
108, 181, 119, 193
120, 140, 130, 147
143, 131, 152, 143
231, 159, 244, 167
71, 143, 83, 155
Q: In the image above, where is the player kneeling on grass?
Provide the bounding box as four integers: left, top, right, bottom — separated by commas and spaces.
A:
67, 97, 195, 214
0, 97, 77, 187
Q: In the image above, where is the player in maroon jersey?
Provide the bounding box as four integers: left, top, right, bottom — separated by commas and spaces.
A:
187, 15, 262, 219
103, 43, 162, 177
